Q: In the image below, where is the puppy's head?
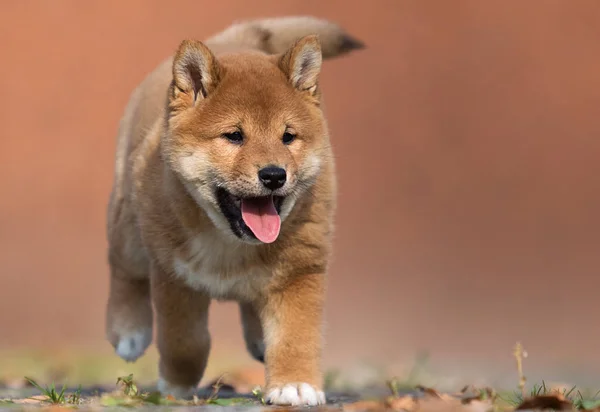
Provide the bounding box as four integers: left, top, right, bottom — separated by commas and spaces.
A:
163, 35, 328, 244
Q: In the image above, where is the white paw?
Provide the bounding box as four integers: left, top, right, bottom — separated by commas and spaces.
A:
115, 329, 152, 362
266, 383, 326, 406
157, 377, 196, 399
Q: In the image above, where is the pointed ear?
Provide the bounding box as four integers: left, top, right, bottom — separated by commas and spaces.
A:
171, 40, 221, 107
278, 35, 322, 96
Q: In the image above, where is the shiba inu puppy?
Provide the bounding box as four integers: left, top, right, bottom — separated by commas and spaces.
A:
105, 16, 364, 406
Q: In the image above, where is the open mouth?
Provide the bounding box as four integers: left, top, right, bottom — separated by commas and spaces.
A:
215, 188, 285, 243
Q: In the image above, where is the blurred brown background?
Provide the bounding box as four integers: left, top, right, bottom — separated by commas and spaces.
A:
1, 0, 599, 388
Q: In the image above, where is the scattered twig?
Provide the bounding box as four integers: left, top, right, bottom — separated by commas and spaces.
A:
513, 342, 527, 399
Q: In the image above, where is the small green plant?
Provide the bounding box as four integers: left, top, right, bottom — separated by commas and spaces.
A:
576, 394, 600, 411
24, 377, 67, 404
106, 372, 201, 407
252, 386, 266, 405
324, 369, 341, 391
209, 397, 253, 406
67, 384, 83, 405
501, 348, 600, 411
116, 373, 138, 397
387, 376, 401, 397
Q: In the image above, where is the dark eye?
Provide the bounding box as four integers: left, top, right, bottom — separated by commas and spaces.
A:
223, 131, 244, 144
282, 131, 296, 145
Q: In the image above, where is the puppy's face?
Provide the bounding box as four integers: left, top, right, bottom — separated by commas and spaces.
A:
164, 36, 328, 244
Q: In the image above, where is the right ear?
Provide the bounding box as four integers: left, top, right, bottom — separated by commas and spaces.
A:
171, 40, 221, 108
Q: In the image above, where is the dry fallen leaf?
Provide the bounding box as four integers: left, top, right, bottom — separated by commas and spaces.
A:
417, 385, 444, 398
417, 385, 459, 402
515, 394, 573, 411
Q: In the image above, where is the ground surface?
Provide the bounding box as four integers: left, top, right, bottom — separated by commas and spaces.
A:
1, 346, 596, 411
0, 380, 588, 412
0, 383, 394, 411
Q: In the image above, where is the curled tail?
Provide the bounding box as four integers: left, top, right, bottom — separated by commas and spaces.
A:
204, 16, 365, 59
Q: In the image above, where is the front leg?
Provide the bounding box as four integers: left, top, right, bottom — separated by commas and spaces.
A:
151, 264, 211, 399
261, 273, 326, 406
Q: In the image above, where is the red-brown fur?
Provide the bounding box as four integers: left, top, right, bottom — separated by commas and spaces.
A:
105, 16, 363, 406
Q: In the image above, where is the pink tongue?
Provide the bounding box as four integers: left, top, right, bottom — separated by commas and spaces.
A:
241, 196, 281, 243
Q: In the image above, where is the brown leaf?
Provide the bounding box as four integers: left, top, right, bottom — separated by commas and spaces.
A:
453, 386, 470, 398
515, 394, 573, 411
462, 396, 485, 405
417, 385, 444, 399
416, 385, 458, 402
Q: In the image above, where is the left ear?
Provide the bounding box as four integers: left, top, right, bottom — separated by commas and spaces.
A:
278, 35, 322, 96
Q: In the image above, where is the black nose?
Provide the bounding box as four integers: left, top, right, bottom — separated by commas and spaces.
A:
258, 166, 287, 190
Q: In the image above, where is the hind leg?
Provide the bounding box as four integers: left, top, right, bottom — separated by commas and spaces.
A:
106, 264, 153, 362
152, 265, 212, 399
239, 302, 265, 363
